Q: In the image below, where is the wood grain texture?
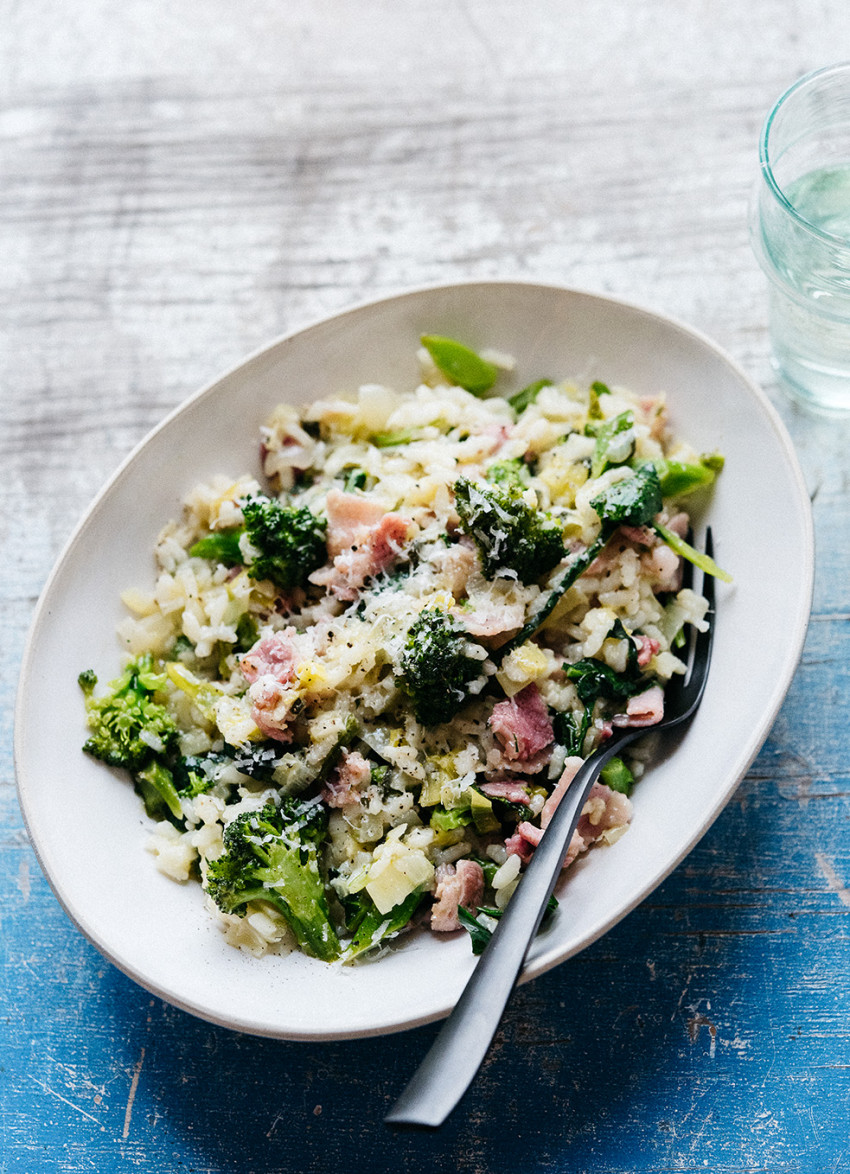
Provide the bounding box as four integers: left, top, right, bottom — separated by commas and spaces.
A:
3, 2, 850, 1171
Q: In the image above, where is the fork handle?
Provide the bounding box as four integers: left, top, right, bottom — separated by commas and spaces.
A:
384, 736, 632, 1129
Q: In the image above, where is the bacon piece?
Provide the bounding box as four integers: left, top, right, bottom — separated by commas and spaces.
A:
665, 511, 690, 539
635, 635, 661, 668
239, 629, 298, 685
239, 629, 301, 743
489, 684, 554, 763
576, 781, 633, 842
310, 489, 410, 600
479, 780, 531, 805
247, 677, 296, 743
430, 859, 485, 932
506, 777, 633, 870
321, 749, 372, 809
506, 821, 543, 865
504, 830, 535, 864
612, 685, 664, 728
324, 490, 386, 557
540, 756, 583, 829
617, 524, 655, 548
516, 819, 543, 846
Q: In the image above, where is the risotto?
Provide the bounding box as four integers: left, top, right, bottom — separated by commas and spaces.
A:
78, 335, 721, 963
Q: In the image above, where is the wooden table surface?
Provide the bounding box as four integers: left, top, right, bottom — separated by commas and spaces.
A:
4, 4, 850, 1171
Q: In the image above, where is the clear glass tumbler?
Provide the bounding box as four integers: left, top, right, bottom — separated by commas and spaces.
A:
751, 63, 850, 412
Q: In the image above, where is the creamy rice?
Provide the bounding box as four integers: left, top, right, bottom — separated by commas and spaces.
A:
81, 340, 715, 963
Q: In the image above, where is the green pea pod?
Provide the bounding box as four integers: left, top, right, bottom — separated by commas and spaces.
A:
657, 459, 716, 498
600, 756, 634, 795
421, 334, 499, 395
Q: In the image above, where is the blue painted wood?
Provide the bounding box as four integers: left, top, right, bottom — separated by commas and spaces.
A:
4, 4, 850, 1170
3, 735, 849, 1173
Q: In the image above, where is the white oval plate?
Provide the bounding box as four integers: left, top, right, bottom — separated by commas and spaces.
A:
15, 281, 813, 1040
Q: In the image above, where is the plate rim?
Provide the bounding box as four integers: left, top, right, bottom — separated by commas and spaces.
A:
14, 278, 815, 1039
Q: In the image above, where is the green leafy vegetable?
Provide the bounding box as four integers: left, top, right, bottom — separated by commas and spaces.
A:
421, 334, 499, 395
458, 896, 559, 955
341, 890, 425, 962
234, 613, 259, 653
587, 410, 636, 478
454, 476, 567, 585
508, 378, 552, 414
205, 798, 341, 962
342, 467, 368, 491
566, 658, 640, 703
590, 463, 664, 527
552, 708, 592, 757
556, 619, 650, 757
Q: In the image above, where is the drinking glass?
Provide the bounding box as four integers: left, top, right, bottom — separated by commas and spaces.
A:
751, 63, 850, 412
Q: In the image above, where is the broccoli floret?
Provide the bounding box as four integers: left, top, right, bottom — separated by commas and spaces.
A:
454, 476, 566, 585
172, 752, 232, 798
205, 798, 341, 962
79, 656, 178, 771
494, 466, 664, 661
397, 608, 487, 726
189, 492, 327, 592
241, 496, 327, 588
79, 657, 182, 820
485, 458, 531, 493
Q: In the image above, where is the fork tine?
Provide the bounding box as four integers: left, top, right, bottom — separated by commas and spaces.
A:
695, 525, 718, 619
680, 526, 695, 593
701, 527, 716, 611
679, 526, 715, 705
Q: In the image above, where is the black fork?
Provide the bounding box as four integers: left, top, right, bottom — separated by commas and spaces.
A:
386, 530, 717, 1129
